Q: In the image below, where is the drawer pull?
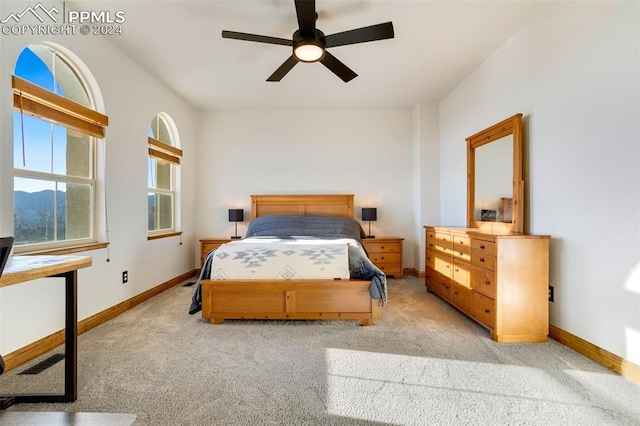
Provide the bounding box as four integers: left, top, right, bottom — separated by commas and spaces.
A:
480, 257, 485, 262
454, 268, 459, 272
480, 244, 485, 249
454, 291, 458, 295
459, 252, 464, 256
446, 265, 450, 268
485, 279, 491, 285
484, 308, 490, 314
381, 246, 385, 250
380, 256, 385, 260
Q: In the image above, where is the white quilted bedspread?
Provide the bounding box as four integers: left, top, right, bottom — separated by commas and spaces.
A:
209, 237, 351, 280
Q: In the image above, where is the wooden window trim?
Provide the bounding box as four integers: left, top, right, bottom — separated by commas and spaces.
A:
148, 137, 182, 157
17, 242, 108, 256
12, 75, 108, 139
149, 147, 180, 165
147, 231, 182, 241
13, 93, 104, 138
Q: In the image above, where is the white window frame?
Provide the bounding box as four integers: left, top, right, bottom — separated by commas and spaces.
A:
147, 113, 182, 239
12, 45, 107, 253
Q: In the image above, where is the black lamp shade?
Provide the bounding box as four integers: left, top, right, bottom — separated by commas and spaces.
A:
228, 209, 244, 222
362, 208, 377, 222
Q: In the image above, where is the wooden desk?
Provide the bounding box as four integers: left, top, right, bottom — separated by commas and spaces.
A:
0, 255, 92, 410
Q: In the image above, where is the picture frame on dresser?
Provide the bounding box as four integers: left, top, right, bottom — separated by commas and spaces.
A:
500, 197, 513, 222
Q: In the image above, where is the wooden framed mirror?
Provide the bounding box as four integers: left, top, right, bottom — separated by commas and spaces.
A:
466, 113, 523, 234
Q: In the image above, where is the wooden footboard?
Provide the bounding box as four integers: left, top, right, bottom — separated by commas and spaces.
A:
201, 279, 382, 326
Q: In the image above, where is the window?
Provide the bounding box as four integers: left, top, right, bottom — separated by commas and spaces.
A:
148, 113, 182, 238
12, 44, 107, 252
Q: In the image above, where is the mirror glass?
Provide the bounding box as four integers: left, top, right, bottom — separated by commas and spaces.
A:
474, 135, 513, 223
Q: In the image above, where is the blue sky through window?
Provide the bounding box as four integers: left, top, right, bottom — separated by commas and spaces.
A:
14, 46, 68, 193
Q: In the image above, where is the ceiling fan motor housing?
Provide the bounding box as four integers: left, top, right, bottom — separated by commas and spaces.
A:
292, 29, 326, 62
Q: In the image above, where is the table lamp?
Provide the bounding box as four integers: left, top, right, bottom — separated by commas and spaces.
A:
361, 208, 377, 238
228, 209, 244, 239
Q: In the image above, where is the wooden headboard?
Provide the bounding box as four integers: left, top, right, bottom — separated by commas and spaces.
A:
250, 194, 354, 220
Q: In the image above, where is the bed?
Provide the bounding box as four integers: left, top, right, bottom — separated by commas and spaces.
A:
190, 194, 385, 326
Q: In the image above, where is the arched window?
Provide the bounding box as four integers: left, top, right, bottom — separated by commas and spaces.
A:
12, 44, 107, 251
148, 113, 182, 238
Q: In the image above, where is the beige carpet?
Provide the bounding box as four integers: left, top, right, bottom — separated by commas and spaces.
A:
1, 276, 639, 425
0, 411, 136, 425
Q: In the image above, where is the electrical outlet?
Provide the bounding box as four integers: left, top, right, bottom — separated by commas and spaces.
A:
548, 285, 554, 302
122, 270, 128, 284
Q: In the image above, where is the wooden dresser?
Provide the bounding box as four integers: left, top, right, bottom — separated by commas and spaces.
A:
362, 237, 404, 278
199, 238, 231, 267
424, 226, 550, 343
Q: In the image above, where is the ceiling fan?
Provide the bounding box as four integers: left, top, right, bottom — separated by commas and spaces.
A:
221, 0, 394, 82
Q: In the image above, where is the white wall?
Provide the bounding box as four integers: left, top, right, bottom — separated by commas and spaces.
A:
0, 1, 198, 354
412, 103, 440, 270
195, 109, 417, 268
437, 2, 640, 364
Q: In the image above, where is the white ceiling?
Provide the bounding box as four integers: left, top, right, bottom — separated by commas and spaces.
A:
71, 0, 548, 111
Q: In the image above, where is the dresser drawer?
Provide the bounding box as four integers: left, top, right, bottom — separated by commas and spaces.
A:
431, 250, 452, 278
426, 250, 451, 283
364, 241, 401, 254
368, 252, 401, 264
426, 229, 437, 250
452, 248, 471, 262
434, 232, 453, 252
425, 249, 436, 270
471, 239, 496, 256
469, 291, 496, 329
376, 263, 402, 276
452, 235, 471, 253
427, 231, 453, 255
452, 259, 471, 288
470, 265, 496, 299
452, 282, 473, 312
427, 271, 452, 303
472, 251, 496, 270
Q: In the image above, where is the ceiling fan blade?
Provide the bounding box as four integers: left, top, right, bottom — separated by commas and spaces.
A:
319, 51, 357, 82
267, 56, 299, 82
325, 22, 394, 48
222, 30, 292, 46
295, 0, 316, 38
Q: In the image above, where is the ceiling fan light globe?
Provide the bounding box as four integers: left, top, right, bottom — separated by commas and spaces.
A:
293, 42, 325, 62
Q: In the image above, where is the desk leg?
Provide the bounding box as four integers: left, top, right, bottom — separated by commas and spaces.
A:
61, 269, 78, 402
0, 270, 78, 408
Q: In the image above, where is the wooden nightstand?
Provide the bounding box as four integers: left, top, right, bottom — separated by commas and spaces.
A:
362, 237, 404, 278
199, 238, 232, 267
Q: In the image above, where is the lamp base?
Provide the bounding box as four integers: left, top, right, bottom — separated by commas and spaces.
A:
230, 236, 241, 240
366, 235, 375, 238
